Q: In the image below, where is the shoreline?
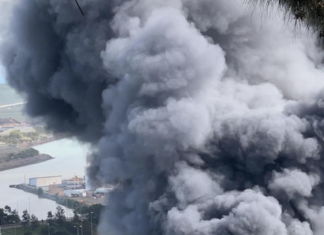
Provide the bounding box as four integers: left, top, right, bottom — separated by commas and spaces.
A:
0, 154, 53, 172
14, 184, 91, 210
0, 135, 68, 172
18, 134, 67, 149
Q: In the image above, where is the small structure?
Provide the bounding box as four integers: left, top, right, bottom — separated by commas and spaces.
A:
62, 175, 85, 189
29, 175, 62, 187
94, 187, 113, 195
64, 189, 86, 198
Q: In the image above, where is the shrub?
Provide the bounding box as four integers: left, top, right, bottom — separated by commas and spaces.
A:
38, 188, 44, 197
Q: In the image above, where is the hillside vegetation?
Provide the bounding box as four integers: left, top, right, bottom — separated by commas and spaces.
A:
0, 128, 47, 146
256, 0, 324, 37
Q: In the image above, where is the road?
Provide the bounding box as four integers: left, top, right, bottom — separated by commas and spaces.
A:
0, 219, 73, 230
0, 223, 22, 230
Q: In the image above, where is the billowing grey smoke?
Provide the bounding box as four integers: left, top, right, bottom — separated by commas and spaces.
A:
2, 0, 324, 234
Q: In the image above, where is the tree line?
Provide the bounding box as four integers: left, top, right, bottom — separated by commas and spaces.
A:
0, 204, 103, 235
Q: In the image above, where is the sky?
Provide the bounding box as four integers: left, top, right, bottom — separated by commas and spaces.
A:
0, 0, 16, 84
0, 65, 6, 84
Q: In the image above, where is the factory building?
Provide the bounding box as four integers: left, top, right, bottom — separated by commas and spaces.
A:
94, 187, 113, 195
61, 176, 85, 189
64, 189, 87, 198
29, 175, 62, 187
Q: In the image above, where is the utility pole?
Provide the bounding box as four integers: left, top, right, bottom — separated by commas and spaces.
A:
65, 199, 68, 219
47, 223, 50, 235
81, 220, 83, 235
74, 226, 79, 235
90, 212, 93, 235
13, 221, 16, 235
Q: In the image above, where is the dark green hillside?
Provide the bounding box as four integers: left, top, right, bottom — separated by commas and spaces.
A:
255, 0, 324, 38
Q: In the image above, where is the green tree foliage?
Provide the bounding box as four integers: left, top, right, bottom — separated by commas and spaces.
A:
10, 209, 21, 224
9, 130, 24, 139
47, 211, 54, 225
253, 0, 324, 38
55, 206, 66, 225
38, 187, 44, 197
31, 214, 39, 229
0, 208, 6, 225
65, 222, 76, 234
24, 232, 32, 235
41, 226, 56, 235
85, 204, 104, 225
0, 206, 21, 225
72, 210, 80, 223
52, 231, 70, 235
7, 148, 39, 161
21, 210, 30, 227
0, 129, 44, 145
40, 227, 48, 235
4, 205, 11, 213
80, 220, 92, 235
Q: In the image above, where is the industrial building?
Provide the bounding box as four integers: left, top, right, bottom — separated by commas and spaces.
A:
61, 176, 85, 189
64, 189, 87, 198
29, 175, 62, 187
94, 187, 113, 195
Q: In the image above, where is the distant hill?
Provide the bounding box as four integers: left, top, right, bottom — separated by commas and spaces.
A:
0, 84, 24, 106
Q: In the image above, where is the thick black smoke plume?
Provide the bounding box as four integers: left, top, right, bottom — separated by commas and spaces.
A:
2, 0, 324, 234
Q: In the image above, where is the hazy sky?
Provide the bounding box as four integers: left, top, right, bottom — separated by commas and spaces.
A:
0, 0, 15, 84
0, 66, 5, 84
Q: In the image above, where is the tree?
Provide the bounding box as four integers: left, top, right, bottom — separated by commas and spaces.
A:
52, 231, 69, 235
30, 214, 39, 229
86, 204, 103, 225
21, 210, 30, 227
41, 227, 55, 235
47, 211, 54, 225
0, 207, 20, 225
253, 0, 324, 39
4, 205, 11, 214
72, 210, 80, 223
38, 187, 44, 197
9, 130, 23, 139
55, 206, 66, 225
40, 227, 48, 235
0, 208, 6, 225
8, 209, 20, 224
65, 222, 76, 233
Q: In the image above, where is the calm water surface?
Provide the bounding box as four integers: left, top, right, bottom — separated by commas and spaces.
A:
0, 138, 90, 219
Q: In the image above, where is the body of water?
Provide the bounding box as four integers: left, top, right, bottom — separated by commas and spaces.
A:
0, 138, 90, 220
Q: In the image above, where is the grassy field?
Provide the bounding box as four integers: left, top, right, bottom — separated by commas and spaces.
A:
2, 226, 39, 235
2, 222, 94, 235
